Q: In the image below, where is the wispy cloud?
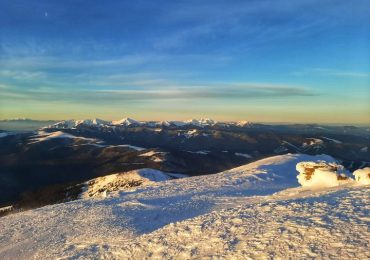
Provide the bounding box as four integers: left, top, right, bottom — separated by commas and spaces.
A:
293, 68, 369, 78
0, 82, 317, 105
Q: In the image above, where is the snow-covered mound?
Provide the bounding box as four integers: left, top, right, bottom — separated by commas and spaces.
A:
296, 161, 351, 188
80, 169, 180, 199
353, 167, 370, 185
0, 154, 367, 259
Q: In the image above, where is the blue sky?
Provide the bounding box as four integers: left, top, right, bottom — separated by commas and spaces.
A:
0, 0, 369, 124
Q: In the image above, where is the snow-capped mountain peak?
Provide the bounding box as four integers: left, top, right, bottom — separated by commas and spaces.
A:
75, 118, 109, 126
111, 117, 141, 126
185, 118, 217, 127
47, 118, 109, 129
47, 119, 77, 129
236, 120, 252, 127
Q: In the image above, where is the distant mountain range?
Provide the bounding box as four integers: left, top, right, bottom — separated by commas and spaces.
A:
0, 119, 58, 131
46, 117, 253, 129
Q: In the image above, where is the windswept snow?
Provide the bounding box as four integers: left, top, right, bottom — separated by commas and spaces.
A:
115, 187, 369, 259
0, 154, 368, 259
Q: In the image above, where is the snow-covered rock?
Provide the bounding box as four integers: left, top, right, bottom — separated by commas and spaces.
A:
353, 167, 370, 185
296, 161, 351, 188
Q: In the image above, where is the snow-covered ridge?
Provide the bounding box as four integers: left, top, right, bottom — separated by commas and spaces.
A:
45, 117, 254, 129
28, 131, 98, 144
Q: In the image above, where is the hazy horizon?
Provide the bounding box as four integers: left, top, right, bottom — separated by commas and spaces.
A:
1, 1, 369, 124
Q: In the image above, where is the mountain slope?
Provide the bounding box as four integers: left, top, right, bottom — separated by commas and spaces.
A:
1, 154, 368, 259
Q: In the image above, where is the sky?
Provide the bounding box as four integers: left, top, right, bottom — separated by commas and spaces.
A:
0, 0, 369, 124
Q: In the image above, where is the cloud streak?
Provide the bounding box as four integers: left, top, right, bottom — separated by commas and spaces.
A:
0, 82, 317, 105
293, 68, 369, 78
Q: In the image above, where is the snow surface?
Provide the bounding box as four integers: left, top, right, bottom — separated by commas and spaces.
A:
0, 154, 368, 259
